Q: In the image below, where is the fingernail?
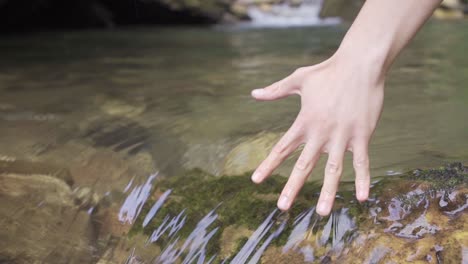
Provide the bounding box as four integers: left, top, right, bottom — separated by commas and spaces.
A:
317, 202, 327, 214
358, 190, 367, 201
278, 195, 289, 210
251, 171, 260, 182
358, 190, 364, 199
251, 89, 264, 97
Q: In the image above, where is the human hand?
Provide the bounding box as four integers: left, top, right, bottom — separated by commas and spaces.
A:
250, 53, 385, 216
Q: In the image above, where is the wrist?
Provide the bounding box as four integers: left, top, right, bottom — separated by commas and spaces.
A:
333, 42, 389, 85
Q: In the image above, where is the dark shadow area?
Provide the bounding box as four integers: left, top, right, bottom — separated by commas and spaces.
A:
0, 0, 216, 33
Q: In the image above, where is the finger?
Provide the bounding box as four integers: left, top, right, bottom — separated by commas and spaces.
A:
316, 141, 346, 216
251, 72, 301, 101
352, 138, 371, 202
251, 121, 303, 184
277, 140, 322, 211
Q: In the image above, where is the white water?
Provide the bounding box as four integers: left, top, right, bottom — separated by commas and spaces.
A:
245, 0, 341, 28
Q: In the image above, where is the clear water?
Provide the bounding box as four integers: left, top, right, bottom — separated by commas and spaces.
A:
0, 20, 467, 263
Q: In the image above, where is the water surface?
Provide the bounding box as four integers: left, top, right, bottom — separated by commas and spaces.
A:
0, 21, 467, 263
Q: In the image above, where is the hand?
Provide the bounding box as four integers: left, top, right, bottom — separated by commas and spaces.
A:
250, 52, 385, 216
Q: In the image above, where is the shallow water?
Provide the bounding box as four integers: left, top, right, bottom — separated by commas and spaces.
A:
0, 20, 467, 263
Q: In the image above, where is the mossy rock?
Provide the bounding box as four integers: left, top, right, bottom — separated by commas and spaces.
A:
122, 163, 467, 263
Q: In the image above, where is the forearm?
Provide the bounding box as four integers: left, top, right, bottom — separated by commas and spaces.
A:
336, 0, 442, 79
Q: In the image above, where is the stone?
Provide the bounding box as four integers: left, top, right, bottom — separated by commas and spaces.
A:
124, 163, 467, 263
0, 173, 95, 263
434, 0, 467, 19
0, 159, 74, 186
222, 132, 281, 175
99, 98, 146, 119
230, 3, 249, 19
259, 3, 273, 12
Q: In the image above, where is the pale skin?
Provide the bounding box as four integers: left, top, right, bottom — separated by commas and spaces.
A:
251, 0, 443, 216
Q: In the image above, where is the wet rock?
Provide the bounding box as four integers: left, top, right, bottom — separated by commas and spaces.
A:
0, 118, 74, 160
434, 0, 468, 19
258, 3, 273, 12
220, 225, 253, 259
74, 186, 101, 210
0, 103, 157, 198
183, 139, 235, 176
95, 233, 160, 264
222, 132, 281, 176
0, 173, 95, 263
99, 98, 146, 119
0, 159, 73, 186
230, 3, 250, 19
123, 163, 467, 263
81, 117, 150, 155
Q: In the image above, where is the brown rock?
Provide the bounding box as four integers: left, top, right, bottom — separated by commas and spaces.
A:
0, 173, 95, 263
222, 132, 281, 176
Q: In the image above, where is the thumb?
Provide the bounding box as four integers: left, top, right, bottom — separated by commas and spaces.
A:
251, 75, 299, 101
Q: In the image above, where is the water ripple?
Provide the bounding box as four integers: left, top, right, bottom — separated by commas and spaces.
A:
118, 172, 158, 224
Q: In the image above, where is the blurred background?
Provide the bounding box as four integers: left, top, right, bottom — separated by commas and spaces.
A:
0, 0, 466, 31
0, 0, 467, 263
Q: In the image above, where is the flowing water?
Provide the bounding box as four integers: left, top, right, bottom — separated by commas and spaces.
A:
0, 20, 467, 263
245, 0, 341, 28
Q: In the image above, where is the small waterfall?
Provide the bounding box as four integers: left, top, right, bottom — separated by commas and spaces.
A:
245, 0, 340, 28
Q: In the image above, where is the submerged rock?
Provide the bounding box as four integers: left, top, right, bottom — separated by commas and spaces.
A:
222, 132, 281, 176
0, 158, 466, 263
0, 172, 95, 263
123, 163, 467, 263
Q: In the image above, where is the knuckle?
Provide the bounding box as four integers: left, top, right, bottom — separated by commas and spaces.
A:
355, 177, 369, 183
273, 142, 287, 155
270, 82, 281, 93
289, 123, 303, 137
326, 160, 341, 175
321, 188, 335, 198
353, 156, 369, 169
294, 67, 306, 75
295, 158, 309, 171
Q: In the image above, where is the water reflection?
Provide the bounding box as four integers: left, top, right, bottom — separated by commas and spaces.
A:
231, 209, 286, 264
148, 209, 186, 243
119, 173, 159, 224
156, 209, 219, 264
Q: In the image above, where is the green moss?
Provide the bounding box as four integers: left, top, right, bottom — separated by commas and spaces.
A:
128, 168, 324, 261
409, 162, 468, 189
234, 237, 250, 252
128, 163, 468, 262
